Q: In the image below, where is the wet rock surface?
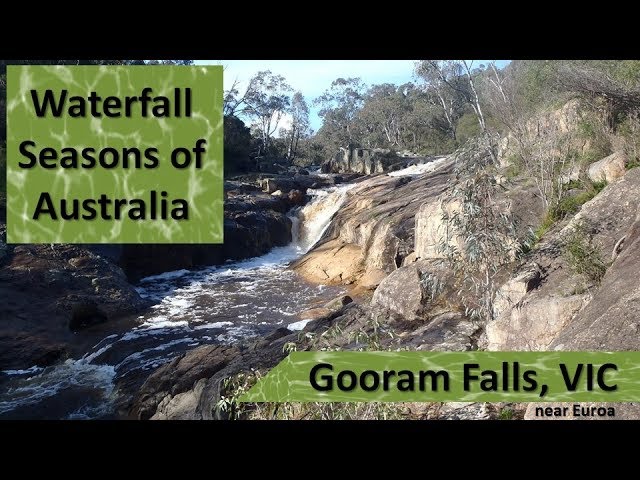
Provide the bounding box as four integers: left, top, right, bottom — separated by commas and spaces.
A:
0, 242, 149, 371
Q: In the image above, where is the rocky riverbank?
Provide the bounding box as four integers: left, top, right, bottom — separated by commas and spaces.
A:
0, 241, 148, 371
0, 171, 352, 374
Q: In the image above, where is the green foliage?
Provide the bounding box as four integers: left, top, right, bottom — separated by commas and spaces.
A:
612, 61, 640, 86
590, 180, 607, 194
551, 191, 594, 219
282, 92, 311, 162
507, 60, 564, 114
456, 112, 482, 144
616, 112, 640, 163
438, 137, 519, 321
563, 224, 607, 284
576, 116, 612, 163
503, 154, 524, 179
216, 369, 409, 420
535, 213, 556, 240
568, 60, 640, 88
577, 118, 597, 138
243, 71, 292, 154
420, 271, 445, 302
536, 180, 606, 239
498, 407, 515, 420
627, 158, 640, 170
563, 180, 605, 216
517, 228, 538, 257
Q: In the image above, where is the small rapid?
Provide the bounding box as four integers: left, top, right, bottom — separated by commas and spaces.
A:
0, 183, 354, 419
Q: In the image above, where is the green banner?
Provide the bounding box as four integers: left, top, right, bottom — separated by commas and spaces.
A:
239, 351, 640, 402
6, 65, 223, 244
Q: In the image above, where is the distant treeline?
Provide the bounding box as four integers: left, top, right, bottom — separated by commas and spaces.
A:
222, 60, 640, 172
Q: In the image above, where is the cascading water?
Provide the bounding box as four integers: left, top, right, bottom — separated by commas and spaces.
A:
0, 184, 354, 419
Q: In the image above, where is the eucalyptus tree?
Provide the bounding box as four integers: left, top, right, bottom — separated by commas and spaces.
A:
314, 77, 366, 152
243, 70, 293, 155
284, 92, 310, 162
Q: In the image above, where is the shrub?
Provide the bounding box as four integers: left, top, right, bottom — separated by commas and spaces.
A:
551, 191, 594, 219
535, 180, 606, 240
499, 408, 515, 420
216, 370, 410, 420
626, 158, 640, 170
503, 154, 524, 179
617, 112, 640, 163
563, 224, 607, 284
456, 112, 482, 144
535, 213, 556, 240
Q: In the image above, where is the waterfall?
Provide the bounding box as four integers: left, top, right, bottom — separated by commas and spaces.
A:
293, 184, 355, 252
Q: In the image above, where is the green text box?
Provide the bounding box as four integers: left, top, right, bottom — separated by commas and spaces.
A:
6, 65, 223, 243
240, 351, 640, 402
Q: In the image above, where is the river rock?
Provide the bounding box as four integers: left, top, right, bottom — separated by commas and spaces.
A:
0, 332, 68, 369
588, 151, 627, 184
372, 262, 424, 320
295, 296, 351, 324
0, 242, 148, 370
323, 295, 353, 311
287, 189, 305, 205
260, 177, 298, 194
132, 344, 241, 420
68, 301, 108, 332
492, 262, 541, 319
288, 166, 309, 175
486, 293, 590, 351
371, 259, 452, 321
358, 268, 388, 290
258, 174, 334, 195
296, 307, 332, 320
292, 239, 364, 285
322, 146, 421, 174
224, 181, 262, 195
398, 312, 481, 351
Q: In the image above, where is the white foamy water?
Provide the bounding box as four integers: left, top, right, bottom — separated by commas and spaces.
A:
0, 183, 355, 419
0, 359, 116, 418
387, 156, 449, 177
287, 318, 313, 331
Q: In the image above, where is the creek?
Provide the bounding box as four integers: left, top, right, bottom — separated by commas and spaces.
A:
0, 184, 354, 419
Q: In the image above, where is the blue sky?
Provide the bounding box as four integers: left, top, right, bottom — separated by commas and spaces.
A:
197, 60, 510, 131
